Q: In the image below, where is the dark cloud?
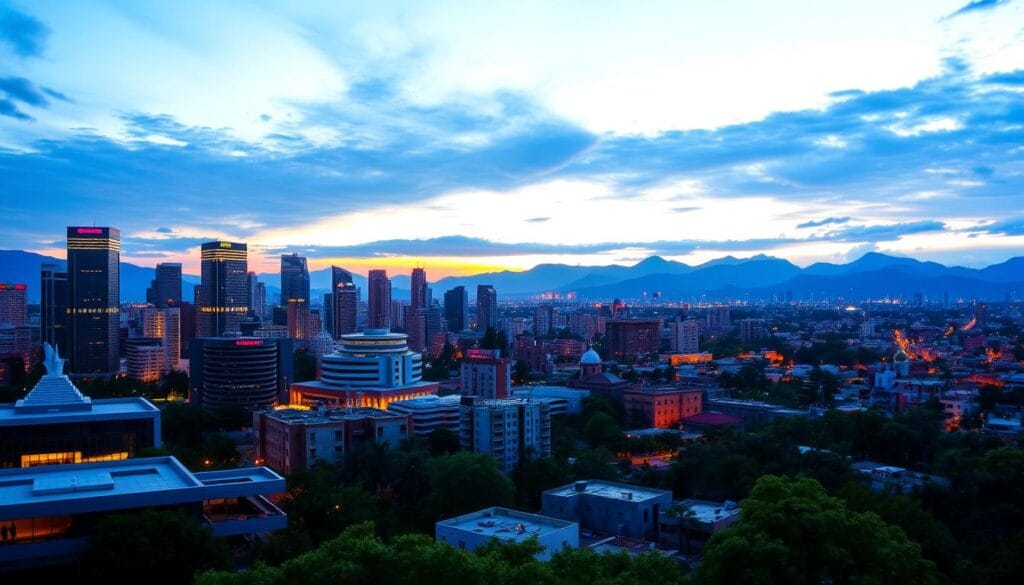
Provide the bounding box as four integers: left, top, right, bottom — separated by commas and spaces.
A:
0, 76, 48, 106
824, 221, 946, 240
155, 227, 173, 234
797, 217, 851, 229
42, 87, 71, 102
0, 97, 30, 120
943, 0, 1009, 20
969, 217, 1024, 236
0, 5, 48, 57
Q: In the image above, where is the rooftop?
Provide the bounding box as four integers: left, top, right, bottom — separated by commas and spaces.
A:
388, 394, 462, 410
545, 480, 671, 502
263, 406, 405, 424
0, 396, 159, 425
437, 507, 575, 541
673, 499, 740, 524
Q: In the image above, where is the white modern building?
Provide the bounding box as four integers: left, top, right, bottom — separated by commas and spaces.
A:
436, 507, 578, 560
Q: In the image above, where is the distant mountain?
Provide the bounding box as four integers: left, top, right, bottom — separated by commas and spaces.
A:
2, 249, 1022, 303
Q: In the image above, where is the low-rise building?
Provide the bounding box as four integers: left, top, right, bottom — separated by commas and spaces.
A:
509, 386, 589, 416
658, 499, 740, 553
623, 386, 702, 428
435, 507, 578, 560
388, 394, 462, 437
542, 480, 672, 541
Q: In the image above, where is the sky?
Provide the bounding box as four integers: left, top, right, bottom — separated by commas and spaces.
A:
2, 0, 1024, 278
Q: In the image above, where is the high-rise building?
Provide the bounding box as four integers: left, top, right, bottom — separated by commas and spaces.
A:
330, 266, 358, 337
669, 319, 700, 354
179, 301, 195, 356
534, 305, 556, 336
286, 298, 313, 341
391, 300, 406, 331
66, 226, 120, 375
404, 306, 426, 352
444, 286, 468, 332
476, 284, 497, 331
248, 271, 267, 321
141, 306, 181, 372
368, 269, 391, 329
707, 305, 731, 332
605, 319, 661, 360
459, 396, 551, 474
460, 348, 512, 399
146, 263, 182, 308
190, 337, 294, 409
125, 337, 163, 383
739, 318, 767, 344
41, 264, 68, 353
280, 253, 310, 305
411, 267, 428, 309
196, 241, 248, 337
0, 283, 27, 327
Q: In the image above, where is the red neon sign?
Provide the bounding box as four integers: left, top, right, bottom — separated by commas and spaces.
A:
234, 339, 263, 347
76, 228, 104, 235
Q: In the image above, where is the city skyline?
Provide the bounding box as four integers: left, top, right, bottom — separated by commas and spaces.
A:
3, 1, 1024, 277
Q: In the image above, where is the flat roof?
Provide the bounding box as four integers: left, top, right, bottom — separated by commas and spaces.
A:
0, 397, 159, 426
263, 407, 406, 424
388, 395, 462, 410
438, 507, 575, 540
545, 480, 671, 502
675, 499, 740, 523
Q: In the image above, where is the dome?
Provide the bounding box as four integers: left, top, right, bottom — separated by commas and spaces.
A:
580, 348, 601, 365
893, 350, 909, 362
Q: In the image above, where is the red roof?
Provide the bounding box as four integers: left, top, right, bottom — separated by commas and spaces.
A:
683, 412, 743, 426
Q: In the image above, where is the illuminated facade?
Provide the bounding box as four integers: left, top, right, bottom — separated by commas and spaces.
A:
606, 319, 661, 360
330, 266, 358, 337
196, 241, 248, 337
190, 336, 294, 409
289, 329, 437, 409
460, 348, 512, 399
0, 345, 160, 469
0, 283, 27, 327
623, 387, 703, 428
66, 226, 120, 376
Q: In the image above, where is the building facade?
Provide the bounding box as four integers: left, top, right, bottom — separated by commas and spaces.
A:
542, 480, 672, 541
330, 266, 358, 337
436, 507, 578, 560
444, 286, 468, 332
66, 226, 120, 376
280, 253, 310, 305
460, 348, 512, 399
196, 241, 248, 338
459, 396, 551, 474
606, 319, 661, 360
40, 264, 68, 353
476, 285, 497, 331
368, 270, 391, 329
190, 336, 294, 409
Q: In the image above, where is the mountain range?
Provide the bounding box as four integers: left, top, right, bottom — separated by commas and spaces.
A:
2, 250, 1021, 303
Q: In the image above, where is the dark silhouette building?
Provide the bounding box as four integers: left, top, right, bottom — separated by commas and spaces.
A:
40, 263, 68, 353
66, 226, 120, 375
196, 241, 248, 337
444, 285, 468, 332
190, 337, 293, 409
368, 269, 391, 329
605, 319, 661, 361
330, 266, 358, 337
476, 284, 497, 331
146, 262, 182, 308
280, 253, 310, 305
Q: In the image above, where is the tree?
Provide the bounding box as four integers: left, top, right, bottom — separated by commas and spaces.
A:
427, 427, 460, 456
583, 412, 623, 450
293, 349, 317, 382
426, 452, 515, 520
84, 509, 230, 585
698, 475, 938, 585
662, 502, 698, 555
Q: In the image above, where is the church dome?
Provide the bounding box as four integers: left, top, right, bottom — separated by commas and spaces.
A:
580, 348, 601, 365
893, 349, 909, 362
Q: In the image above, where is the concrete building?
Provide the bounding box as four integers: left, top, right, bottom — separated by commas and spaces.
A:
0, 345, 160, 468
658, 499, 740, 553
436, 507, 578, 560
542, 480, 673, 541
125, 337, 164, 382
444, 286, 469, 332
388, 394, 462, 437
460, 348, 512, 399
289, 329, 437, 409
0, 283, 27, 327
254, 406, 410, 474
460, 396, 551, 474
623, 387, 703, 428
606, 319, 661, 360
368, 270, 392, 329
190, 336, 294, 409
569, 348, 631, 401
0, 457, 285, 570
739, 318, 768, 344
476, 284, 497, 331
669, 319, 699, 354
329, 266, 358, 337
40, 264, 68, 353
509, 386, 589, 416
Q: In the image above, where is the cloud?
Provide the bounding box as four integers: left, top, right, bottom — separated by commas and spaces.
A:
0, 76, 49, 106
0, 97, 30, 120
824, 221, 947, 240
525, 217, 550, 223
942, 0, 1010, 20
0, 4, 48, 57
797, 217, 852, 229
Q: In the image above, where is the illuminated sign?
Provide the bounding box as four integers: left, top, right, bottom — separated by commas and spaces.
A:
219, 241, 232, 249
466, 348, 498, 359
76, 227, 104, 235
235, 339, 263, 347
2, 284, 26, 290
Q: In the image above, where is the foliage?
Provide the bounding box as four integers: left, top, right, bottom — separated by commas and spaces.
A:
426, 452, 515, 520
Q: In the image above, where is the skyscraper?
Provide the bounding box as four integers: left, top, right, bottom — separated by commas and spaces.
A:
368, 269, 391, 329
444, 286, 468, 332
476, 284, 497, 331
669, 319, 700, 353
411, 267, 428, 309
0, 283, 27, 327
280, 253, 310, 305
330, 266, 358, 337
196, 241, 248, 337
247, 271, 266, 321
66, 226, 120, 375
146, 263, 182, 308
41, 263, 68, 352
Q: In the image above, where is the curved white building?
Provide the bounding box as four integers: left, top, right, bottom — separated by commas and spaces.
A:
291, 329, 436, 409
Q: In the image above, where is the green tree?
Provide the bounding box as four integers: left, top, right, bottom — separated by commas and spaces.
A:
698, 475, 938, 585
84, 509, 230, 585
426, 452, 515, 520
583, 412, 623, 450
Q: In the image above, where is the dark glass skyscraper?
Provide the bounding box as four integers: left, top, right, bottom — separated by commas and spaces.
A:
196, 241, 248, 337
444, 285, 468, 332
411, 267, 428, 309
280, 253, 310, 305
66, 226, 120, 375
40, 263, 68, 352
476, 284, 497, 332
367, 269, 391, 329
330, 266, 358, 337
146, 262, 182, 308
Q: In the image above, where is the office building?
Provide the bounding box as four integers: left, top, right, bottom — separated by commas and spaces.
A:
387, 394, 462, 437
290, 329, 437, 409
444, 285, 468, 332
146, 262, 182, 308
280, 253, 310, 305
707, 305, 731, 332
390, 300, 405, 331
0, 457, 285, 569
460, 348, 512, 399
436, 507, 578, 560
411, 267, 428, 309
287, 298, 313, 341
623, 387, 703, 428
141, 306, 181, 373
606, 319, 661, 360
254, 407, 410, 474
542, 480, 672, 541
179, 301, 195, 356
248, 271, 266, 321
196, 241, 248, 337
330, 266, 358, 337
0, 283, 27, 327
40, 264, 68, 353
739, 318, 767, 344
404, 305, 426, 352
368, 270, 391, 329
534, 305, 556, 336
669, 319, 700, 354
459, 396, 551, 474
190, 337, 294, 409
476, 285, 497, 331
66, 226, 120, 376
125, 337, 164, 382
0, 345, 160, 468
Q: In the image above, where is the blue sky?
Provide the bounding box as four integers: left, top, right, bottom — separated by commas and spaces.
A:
2, 0, 1023, 276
